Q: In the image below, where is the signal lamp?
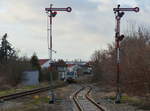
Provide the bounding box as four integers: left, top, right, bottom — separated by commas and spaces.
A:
51, 11, 57, 17
118, 12, 124, 18
118, 34, 124, 41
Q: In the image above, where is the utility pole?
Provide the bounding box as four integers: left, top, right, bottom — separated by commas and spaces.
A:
45, 4, 72, 104
113, 4, 139, 103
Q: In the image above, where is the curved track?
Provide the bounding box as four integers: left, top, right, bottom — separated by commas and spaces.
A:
72, 86, 105, 111
0, 87, 50, 101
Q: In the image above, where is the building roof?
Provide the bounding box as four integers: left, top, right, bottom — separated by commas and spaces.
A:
67, 64, 75, 67
39, 59, 90, 69
39, 59, 49, 65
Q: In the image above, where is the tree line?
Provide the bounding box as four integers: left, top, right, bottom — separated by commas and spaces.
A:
91, 27, 150, 96
0, 34, 64, 87
0, 33, 33, 86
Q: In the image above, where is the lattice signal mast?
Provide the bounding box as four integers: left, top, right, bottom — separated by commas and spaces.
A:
113, 5, 139, 103
45, 4, 72, 103
45, 4, 72, 63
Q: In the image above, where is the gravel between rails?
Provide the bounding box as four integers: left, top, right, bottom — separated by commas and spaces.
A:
60, 84, 83, 111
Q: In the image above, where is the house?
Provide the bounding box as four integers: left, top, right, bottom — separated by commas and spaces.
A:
39, 59, 68, 80
55, 63, 67, 80
39, 59, 53, 68
39, 59, 92, 80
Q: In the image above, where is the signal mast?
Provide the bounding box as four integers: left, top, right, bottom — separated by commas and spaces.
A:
45, 4, 72, 103
113, 4, 139, 103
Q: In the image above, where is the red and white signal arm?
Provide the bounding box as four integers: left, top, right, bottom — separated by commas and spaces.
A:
113, 7, 140, 12
45, 7, 72, 12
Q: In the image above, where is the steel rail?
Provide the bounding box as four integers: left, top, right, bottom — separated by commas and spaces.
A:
85, 87, 106, 111
73, 86, 106, 111
73, 87, 85, 111
0, 87, 50, 101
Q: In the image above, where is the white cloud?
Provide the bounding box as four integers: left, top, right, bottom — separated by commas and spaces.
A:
0, 1, 39, 23
116, 0, 138, 6
0, 0, 149, 61
88, 0, 111, 3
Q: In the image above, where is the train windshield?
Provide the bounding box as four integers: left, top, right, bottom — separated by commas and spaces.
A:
67, 72, 74, 75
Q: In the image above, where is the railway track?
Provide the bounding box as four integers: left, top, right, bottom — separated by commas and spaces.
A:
72, 86, 106, 111
0, 86, 50, 101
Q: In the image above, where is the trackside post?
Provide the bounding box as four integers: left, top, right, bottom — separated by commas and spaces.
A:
45, 4, 72, 104
113, 4, 139, 103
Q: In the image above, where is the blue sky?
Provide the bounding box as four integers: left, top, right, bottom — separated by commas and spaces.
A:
0, 0, 150, 61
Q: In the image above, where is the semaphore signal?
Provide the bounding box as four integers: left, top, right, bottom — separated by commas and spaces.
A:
45, 4, 72, 104
45, 7, 72, 12
113, 4, 139, 104
113, 7, 139, 12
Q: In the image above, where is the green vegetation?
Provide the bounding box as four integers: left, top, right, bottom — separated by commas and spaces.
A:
30, 96, 50, 104
0, 81, 66, 111
106, 94, 150, 109
0, 82, 49, 96
0, 81, 66, 97
0, 33, 16, 63
121, 95, 150, 110
0, 33, 31, 86
30, 53, 42, 81
121, 96, 141, 104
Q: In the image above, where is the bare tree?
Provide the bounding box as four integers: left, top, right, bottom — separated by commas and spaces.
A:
91, 26, 150, 96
